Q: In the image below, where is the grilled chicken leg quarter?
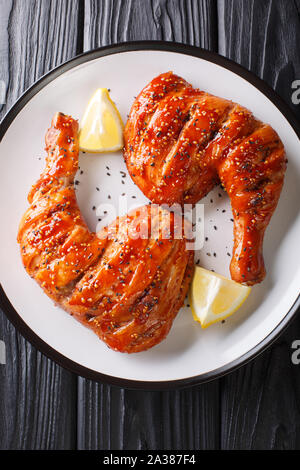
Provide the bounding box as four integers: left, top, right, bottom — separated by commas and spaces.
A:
18, 113, 194, 353
124, 72, 287, 285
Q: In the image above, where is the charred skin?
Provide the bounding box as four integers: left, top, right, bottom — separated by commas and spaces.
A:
124, 72, 286, 285
17, 113, 194, 353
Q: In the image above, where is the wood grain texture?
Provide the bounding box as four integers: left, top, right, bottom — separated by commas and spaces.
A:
220, 329, 300, 450
78, 0, 220, 451
0, 0, 11, 114
218, 0, 300, 121
77, 381, 220, 450
218, 0, 300, 450
0, 0, 80, 449
84, 0, 218, 49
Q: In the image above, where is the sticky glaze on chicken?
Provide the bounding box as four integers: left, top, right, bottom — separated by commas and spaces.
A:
17, 113, 194, 353
124, 72, 286, 285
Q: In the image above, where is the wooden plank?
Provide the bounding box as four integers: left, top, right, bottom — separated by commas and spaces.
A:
78, 0, 220, 450
218, 0, 300, 449
220, 332, 300, 450
78, 381, 220, 450
84, 0, 218, 50
0, 0, 81, 449
218, 0, 300, 121
0, 0, 11, 114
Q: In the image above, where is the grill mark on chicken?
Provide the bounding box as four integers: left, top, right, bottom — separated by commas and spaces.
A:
18, 112, 194, 353
124, 72, 286, 285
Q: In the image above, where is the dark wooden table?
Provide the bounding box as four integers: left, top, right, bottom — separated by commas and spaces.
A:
0, 0, 300, 450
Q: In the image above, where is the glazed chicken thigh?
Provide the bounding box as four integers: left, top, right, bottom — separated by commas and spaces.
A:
124, 72, 286, 285
18, 113, 194, 353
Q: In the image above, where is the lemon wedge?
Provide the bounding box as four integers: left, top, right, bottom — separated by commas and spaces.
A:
79, 88, 124, 153
189, 267, 251, 328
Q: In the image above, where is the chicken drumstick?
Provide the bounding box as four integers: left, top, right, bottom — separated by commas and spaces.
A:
18, 113, 194, 353
124, 72, 286, 285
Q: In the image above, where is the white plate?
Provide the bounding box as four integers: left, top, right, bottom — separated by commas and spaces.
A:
0, 42, 299, 389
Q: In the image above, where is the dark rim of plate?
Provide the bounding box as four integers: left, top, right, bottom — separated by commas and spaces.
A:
0, 41, 299, 391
